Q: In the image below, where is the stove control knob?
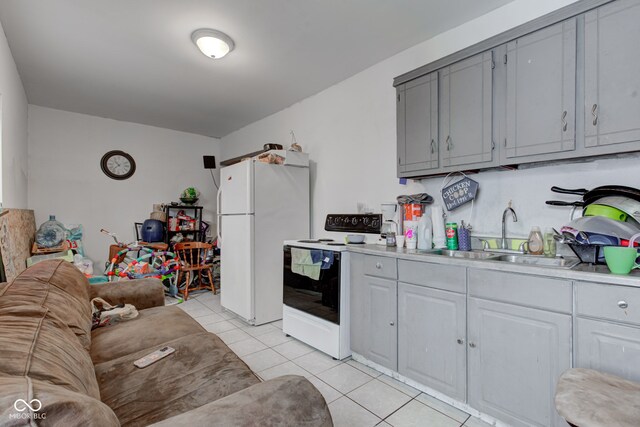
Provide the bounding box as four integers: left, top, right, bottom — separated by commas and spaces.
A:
363, 218, 370, 225
352, 217, 358, 225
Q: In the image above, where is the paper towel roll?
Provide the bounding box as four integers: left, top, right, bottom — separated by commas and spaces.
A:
431, 205, 446, 248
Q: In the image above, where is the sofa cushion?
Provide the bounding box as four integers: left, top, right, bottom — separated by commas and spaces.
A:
94, 331, 260, 426
89, 278, 166, 311
90, 305, 205, 364
0, 260, 92, 350
0, 376, 119, 427
150, 375, 333, 427
0, 306, 100, 400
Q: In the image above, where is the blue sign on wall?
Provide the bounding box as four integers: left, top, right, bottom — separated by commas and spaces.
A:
441, 177, 479, 211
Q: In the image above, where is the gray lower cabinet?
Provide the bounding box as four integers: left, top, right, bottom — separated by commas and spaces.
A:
575, 318, 640, 382
397, 72, 439, 176
467, 269, 572, 427
467, 297, 571, 427
503, 18, 576, 162
574, 281, 640, 382
440, 51, 496, 169
584, 0, 640, 153
351, 255, 640, 426
398, 282, 466, 401
350, 254, 397, 371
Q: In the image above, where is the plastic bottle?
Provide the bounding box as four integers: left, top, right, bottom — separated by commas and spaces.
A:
543, 227, 556, 257
528, 226, 544, 255
417, 214, 433, 250
35, 215, 67, 248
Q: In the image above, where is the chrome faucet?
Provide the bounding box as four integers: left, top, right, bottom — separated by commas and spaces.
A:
501, 202, 517, 250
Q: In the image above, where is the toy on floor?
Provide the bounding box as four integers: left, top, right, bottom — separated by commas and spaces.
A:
100, 228, 181, 297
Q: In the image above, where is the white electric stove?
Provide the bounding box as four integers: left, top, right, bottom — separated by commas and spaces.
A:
282, 214, 381, 360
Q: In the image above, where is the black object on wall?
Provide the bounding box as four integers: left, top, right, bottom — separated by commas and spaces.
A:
203, 155, 217, 169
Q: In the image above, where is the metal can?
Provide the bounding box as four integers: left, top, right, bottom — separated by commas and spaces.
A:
445, 222, 458, 250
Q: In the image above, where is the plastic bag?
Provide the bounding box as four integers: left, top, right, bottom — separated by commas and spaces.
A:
91, 297, 138, 329
73, 254, 94, 276
65, 224, 85, 256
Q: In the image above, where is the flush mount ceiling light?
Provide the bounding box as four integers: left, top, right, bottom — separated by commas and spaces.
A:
191, 29, 235, 59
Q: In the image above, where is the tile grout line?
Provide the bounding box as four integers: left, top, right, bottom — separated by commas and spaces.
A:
379, 396, 417, 424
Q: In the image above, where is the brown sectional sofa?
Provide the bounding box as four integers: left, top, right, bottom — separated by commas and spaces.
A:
0, 260, 332, 426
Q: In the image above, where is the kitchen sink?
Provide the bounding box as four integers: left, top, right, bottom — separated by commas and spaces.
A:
494, 254, 580, 268
421, 249, 501, 259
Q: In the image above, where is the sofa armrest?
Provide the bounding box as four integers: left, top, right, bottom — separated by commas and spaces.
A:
150, 375, 332, 427
89, 278, 165, 310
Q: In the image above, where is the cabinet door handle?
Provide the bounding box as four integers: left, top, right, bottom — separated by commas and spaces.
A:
469, 342, 476, 348
592, 103, 598, 126
375, 262, 382, 269
618, 300, 629, 309
561, 111, 568, 131
430, 139, 436, 154
389, 321, 395, 326
445, 136, 451, 151
457, 338, 464, 345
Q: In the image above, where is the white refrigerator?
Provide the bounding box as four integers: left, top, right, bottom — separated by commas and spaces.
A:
217, 155, 310, 325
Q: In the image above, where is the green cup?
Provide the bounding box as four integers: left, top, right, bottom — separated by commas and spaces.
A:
604, 246, 640, 275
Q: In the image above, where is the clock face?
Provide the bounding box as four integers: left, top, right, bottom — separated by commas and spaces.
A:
101, 150, 136, 180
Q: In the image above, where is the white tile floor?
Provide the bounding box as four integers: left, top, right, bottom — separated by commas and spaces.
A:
179, 292, 492, 427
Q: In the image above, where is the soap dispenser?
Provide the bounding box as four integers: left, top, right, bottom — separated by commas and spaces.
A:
528, 226, 544, 255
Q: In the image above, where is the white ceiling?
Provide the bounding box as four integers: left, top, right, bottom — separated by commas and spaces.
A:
0, 0, 516, 138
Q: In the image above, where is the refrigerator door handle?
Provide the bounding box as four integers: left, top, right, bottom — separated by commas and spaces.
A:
216, 185, 222, 216
216, 186, 223, 246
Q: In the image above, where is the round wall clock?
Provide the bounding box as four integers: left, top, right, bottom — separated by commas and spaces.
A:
100, 150, 136, 180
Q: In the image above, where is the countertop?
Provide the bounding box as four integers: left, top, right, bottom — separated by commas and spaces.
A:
345, 244, 640, 288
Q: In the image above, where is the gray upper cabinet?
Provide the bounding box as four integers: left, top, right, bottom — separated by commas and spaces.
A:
397, 73, 439, 176
503, 19, 577, 162
350, 254, 398, 371
394, 0, 640, 178
584, 0, 640, 153
398, 282, 466, 401
440, 51, 496, 169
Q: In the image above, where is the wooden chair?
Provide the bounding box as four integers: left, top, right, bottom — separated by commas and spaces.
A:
174, 241, 216, 300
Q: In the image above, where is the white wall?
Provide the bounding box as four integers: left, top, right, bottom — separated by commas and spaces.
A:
221, 0, 640, 240
28, 105, 221, 268
0, 20, 28, 208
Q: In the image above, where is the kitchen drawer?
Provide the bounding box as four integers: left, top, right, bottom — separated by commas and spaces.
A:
363, 255, 397, 280
468, 269, 572, 313
398, 259, 465, 293
576, 281, 640, 326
